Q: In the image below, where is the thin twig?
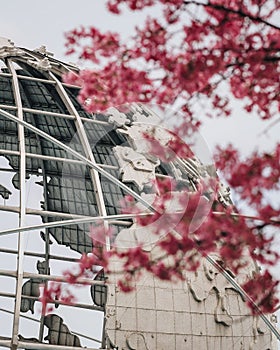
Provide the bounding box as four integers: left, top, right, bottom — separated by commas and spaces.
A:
183, 0, 280, 31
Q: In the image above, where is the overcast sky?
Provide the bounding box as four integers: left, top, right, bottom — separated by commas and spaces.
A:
0, 0, 150, 59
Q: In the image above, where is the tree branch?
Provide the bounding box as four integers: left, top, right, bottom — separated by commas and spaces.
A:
183, 0, 280, 31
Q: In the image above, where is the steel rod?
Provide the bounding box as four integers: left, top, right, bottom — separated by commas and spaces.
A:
18, 342, 102, 350
0, 292, 104, 312
0, 104, 17, 110
8, 59, 27, 350
0, 339, 102, 350
0, 212, 139, 237
0, 248, 80, 262
0, 149, 118, 169
23, 107, 109, 125
0, 269, 105, 285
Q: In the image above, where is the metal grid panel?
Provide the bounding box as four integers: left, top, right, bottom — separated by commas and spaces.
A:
0, 74, 15, 106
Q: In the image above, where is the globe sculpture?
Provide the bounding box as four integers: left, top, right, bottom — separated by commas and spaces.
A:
0, 37, 278, 350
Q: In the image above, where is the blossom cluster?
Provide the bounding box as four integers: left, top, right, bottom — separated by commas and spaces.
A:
65, 0, 280, 121
45, 0, 280, 316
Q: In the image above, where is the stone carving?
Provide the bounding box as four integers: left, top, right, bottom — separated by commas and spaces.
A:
114, 146, 159, 190
120, 123, 168, 158
0, 37, 14, 48
27, 57, 52, 71
0, 37, 24, 58
188, 256, 266, 337
188, 257, 235, 326
20, 260, 48, 313
44, 314, 81, 347
107, 107, 130, 127
126, 332, 149, 350
130, 103, 160, 124
116, 117, 211, 188
33, 45, 54, 57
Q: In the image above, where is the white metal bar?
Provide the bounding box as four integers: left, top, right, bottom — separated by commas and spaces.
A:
0, 248, 80, 263
0, 204, 132, 226
0, 204, 88, 217
0, 292, 104, 312
0, 205, 131, 228
0, 104, 17, 111
0, 248, 80, 262
0, 149, 19, 156
7, 108, 104, 127
0, 213, 140, 237
17, 75, 56, 84
0, 72, 12, 77
0, 270, 105, 285
23, 107, 73, 118
17, 74, 81, 88
17, 342, 102, 350
0, 148, 118, 170
0, 339, 102, 350
61, 82, 81, 89
7, 59, 26, 350
22, 106, 109, 125
24, 153, 117, 169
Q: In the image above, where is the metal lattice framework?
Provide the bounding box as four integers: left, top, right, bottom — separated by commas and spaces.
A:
0, 37, 139, 350
0, 37, 279, 350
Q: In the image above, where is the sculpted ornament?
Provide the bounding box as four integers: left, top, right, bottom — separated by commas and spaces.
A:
114, 145, 159, 190
27, 57, 52, 71
187, 255, 261, 329
0, 37, 24, 58
126, 332, 149, 350
107, 107, 130, 127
